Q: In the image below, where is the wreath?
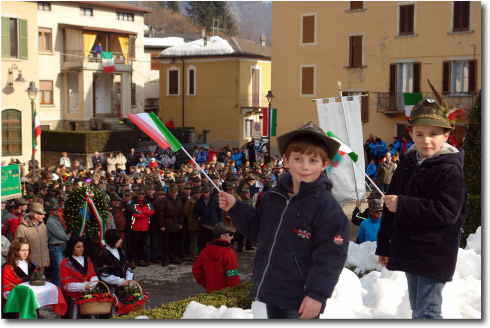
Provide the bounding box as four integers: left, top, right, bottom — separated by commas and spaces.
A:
64, 186, 109, 240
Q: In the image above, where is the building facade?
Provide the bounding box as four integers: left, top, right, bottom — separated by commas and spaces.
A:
157, 35, 271, 149
2, 1, 40, 167
271, 1, 481, 155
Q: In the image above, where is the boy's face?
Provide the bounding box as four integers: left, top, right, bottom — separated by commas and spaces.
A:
409, 126, 449, 159
283, 151, 329, 190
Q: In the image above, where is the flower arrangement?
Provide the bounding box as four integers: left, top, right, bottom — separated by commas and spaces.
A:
73, 287, 112, 305
115, 283, 150, 315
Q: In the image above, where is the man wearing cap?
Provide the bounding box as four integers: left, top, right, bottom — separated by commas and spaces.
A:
194, 184, 224, 252
128, 187, 154, 267
2, 198, 28, 242
184, 186, 202, 260
157, 184, 184, 265
352, 190, 383, 226
357, 200, 383, 244
15, 203, 50, 270
46, 201, 71, 288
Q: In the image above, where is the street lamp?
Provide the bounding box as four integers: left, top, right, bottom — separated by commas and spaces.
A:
8, 63, 26, 87
265, 90, 274, 153
26, 82, 38, 177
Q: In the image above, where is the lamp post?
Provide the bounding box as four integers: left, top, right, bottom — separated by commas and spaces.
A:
265, 90, 274, 153
26, 82, 38, 178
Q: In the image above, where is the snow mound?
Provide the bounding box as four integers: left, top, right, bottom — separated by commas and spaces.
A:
161, 36, 234, 56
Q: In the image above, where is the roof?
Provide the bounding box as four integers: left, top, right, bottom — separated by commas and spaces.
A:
144, 37, 185, 48
59, 23, 137, 35
76, 1, 153, 13
156, 36, 270, 59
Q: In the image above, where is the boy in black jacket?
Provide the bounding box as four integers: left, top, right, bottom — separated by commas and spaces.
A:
376, 98, 467, 319
219, 122, 349, 319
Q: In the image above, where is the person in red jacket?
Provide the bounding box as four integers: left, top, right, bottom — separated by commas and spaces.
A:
165, 117, 175, 129
192, 222, 240, 294
128, 187, 154, 268
2, 198, 28, 242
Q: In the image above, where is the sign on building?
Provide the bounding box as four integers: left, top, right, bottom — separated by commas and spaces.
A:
252, 122, 262, 139
1, 164, 21, 201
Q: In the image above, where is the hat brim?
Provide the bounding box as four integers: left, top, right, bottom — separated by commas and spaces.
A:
407, 118, 454, 130
277, 129, 340, 162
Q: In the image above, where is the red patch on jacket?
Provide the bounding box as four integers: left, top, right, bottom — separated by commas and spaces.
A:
293, 228, 311, 240
333, 234, 344, 245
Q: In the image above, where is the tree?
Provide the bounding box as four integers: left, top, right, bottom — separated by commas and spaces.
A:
143, 2, 199, 35
186, 1, 238, 36
461, 91, 481, 247
166, 1, 180, 13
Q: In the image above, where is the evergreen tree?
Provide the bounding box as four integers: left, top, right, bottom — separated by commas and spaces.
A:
186, 1, 237, 36
461, 91, 481, 246
166, 1, 180, 13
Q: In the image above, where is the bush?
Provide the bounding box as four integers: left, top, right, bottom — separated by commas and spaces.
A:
41, 130, 139, 153
461, 194, 481, 248
114, 281, 253, 319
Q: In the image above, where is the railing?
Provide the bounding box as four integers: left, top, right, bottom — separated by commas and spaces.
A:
240, 93, 269, 108
374, 92, 476, 113
63, 50, 133, 65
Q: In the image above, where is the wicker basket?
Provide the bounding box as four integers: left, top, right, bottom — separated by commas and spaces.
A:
78, 280, 115, 315
127, 280, 145, 313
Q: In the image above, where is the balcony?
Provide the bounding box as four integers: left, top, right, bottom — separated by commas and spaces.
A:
374, 92, 476, 114
62, 50, 133, 71
240, 93, 270, 109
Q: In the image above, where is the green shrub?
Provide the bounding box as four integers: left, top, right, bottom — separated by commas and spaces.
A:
41, 130, 139, 153
114, 281, 253, 319
461, 194, 481, 248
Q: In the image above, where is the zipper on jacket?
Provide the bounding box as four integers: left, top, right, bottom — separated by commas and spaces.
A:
254, 191, 293, 301
293, 253, 307, 293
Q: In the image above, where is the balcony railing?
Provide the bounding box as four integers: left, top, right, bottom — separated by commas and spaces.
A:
374, 92, 476, 113
240, 93, 270, 108
63, 50, 133, 65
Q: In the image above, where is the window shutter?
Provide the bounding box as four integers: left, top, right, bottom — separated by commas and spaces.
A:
442, 61, 450, 94
453, 2, 461, 31
389, 64, 397, 94
361, 92, 369, 123
19, 19, 28, 60
399, 5, 406, 34
301, 67, 314, 95
302, 15, 315, 44
1, 17, 10, 58
151, 53, 159, 70
462, 1, 470, 31
468, 60, 476, 94
354, 36, 362, 67
169, 70, 178, 95
189, 69, 195, 95
407, 4, 414, 34
413, 62, 421, 92
350, 2, 363, 10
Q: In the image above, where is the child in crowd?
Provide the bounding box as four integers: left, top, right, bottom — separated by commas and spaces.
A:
376, 98, 467, 319
219, 121, 349, 319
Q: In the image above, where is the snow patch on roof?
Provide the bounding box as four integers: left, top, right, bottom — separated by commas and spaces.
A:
144, 37, 185, 47
161, 36, 234, 56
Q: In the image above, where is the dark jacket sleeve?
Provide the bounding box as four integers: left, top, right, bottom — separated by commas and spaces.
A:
351, 207, 367, 226
228, 197, 263, 243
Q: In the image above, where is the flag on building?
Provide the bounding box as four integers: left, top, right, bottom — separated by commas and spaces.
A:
101, 51, 116, 73
262, 108, 277, 137
270, 108, 277, 136
127, 112, 182, 152
262, 108, 268, 136
33, 109, 41, 156
403, 92, 423, 120
316, 95, 365, 204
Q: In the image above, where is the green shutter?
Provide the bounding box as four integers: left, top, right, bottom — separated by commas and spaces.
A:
19, 19, 28, 60
1, 17, 10, 58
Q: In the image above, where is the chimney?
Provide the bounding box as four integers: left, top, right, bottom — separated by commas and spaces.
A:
260, 35, 266, 46
201, 27, 207, 46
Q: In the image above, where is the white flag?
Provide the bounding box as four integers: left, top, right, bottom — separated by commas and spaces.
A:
316, 96, 366, 204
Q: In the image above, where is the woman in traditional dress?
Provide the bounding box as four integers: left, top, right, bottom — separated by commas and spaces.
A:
96, 229, 133, 316
1, 237, 36, 318
59, 236, 98, 318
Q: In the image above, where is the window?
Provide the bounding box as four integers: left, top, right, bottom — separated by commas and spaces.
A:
188, 67, 196, 96
301, 13, 316, 45
389, 62, 421, 109
131, 83, 136, 106
167, 67, 179, 96
349, 35, 363, 67
2, 109, 22, 156
443, 60, 477, 94
349, 2, 364, 10
80, 7, 93, 16
1, 17, 27, 59
150, 53, 159, 70
38, 28, 52, 52
40, 81, 53, 105
399, 4, 415, 35
453, 1, 470, 32
300, 65, 315, 95
38, 2, 51, 11
117, 13, 134, 21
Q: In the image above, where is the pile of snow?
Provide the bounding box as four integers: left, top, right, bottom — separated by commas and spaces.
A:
161, 36, 234, 56
144, 37, 185, 48
182, 228, 482, 319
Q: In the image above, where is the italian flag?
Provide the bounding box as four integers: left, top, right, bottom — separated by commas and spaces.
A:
101, 51, 115, 73
403, 93, 423, 120
127, 112, 182, 152
33, 109, 41, 156
326, 131, 358, 162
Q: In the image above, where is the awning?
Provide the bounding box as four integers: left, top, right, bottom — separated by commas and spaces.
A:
58, 23, 137, 36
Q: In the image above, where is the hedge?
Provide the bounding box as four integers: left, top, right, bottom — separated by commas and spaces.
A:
41, 129, 139, 153
114, 281, 253, 319
461, 194, 481, 248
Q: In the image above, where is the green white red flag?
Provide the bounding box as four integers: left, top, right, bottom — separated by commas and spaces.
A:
33, 109, 41, 156
326, 131, 358, 162
403, 93, 423, 120
101, 51, 115, 73
127, 112, 182, 152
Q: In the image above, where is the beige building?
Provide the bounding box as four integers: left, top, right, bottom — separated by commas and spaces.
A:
1, 1, 39, 167
35, 1, 151, 131
271, 1, 481, 155
157, 34, 271, 149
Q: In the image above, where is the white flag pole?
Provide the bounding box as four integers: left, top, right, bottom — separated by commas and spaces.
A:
337, 81, 360, 200
180, 147, 221, 193
352, 161, 385, 197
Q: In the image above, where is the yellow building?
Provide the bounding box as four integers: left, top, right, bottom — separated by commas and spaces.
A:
271, 1, 481, 155
1, 1, 39, 168
157, 34, 271, 149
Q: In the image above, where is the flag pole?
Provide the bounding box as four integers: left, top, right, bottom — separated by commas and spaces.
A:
337, 81, 360, 201
180, 147, 221, 193
352, 161, 385, 197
